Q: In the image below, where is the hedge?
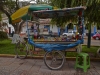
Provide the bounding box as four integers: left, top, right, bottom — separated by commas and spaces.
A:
0, 31, 8, 41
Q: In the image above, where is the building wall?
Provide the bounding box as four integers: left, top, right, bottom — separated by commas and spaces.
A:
1, 18, 15, 33
50, 25, 58, 33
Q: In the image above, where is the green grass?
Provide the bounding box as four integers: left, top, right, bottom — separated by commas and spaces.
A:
0, 39, 15, 54
66, 46, 99, 57
0, 39, 99, 57
82, 46, 99, 53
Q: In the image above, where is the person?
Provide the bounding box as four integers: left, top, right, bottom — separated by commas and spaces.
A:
11, 31, 15, 37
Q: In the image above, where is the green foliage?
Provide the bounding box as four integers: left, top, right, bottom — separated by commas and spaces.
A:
51, 15, 77, 27
3, 0, 17, 14
84, 3, 100, 25
50, 0, 100, 27
0, 31, 8, 41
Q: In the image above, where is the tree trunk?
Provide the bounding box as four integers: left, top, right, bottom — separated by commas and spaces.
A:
13, 21, 25, 34
18, 21, 25, 33
87, 24, 91, 48
13, 23, 19, 34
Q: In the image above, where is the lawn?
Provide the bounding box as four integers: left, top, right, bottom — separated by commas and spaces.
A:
0, 39, 99, 57
0, 39, 15, 54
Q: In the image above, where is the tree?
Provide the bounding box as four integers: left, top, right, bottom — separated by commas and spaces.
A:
0, 0, 49, 34
0, 0, 19, 19
0, 0, 30, 34
0, 0, 19, 33
49, 0, 100, 47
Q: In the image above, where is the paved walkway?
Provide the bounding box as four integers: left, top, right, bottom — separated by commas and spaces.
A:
0, 57, 100, 75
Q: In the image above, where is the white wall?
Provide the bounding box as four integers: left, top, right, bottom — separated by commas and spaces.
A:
2, 19, 15, 33
50, 25, 58, 33
39, 24, 58, 33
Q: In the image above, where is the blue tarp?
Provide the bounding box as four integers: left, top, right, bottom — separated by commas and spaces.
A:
28, 38, 83, 52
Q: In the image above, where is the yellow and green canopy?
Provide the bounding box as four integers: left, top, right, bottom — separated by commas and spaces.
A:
11, 4, 53, 24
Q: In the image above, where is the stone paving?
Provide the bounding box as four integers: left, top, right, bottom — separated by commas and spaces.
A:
0, 57, 100, 75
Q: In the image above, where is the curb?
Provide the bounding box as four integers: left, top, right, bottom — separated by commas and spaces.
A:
82, 44, 100, 47
0, 54, 100, 62
0, 54, 15, 58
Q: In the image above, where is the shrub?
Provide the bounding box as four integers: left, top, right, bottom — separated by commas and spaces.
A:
0, 31, 8, 41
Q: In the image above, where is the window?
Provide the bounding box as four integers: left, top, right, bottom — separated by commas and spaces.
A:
44, 25, 50, 32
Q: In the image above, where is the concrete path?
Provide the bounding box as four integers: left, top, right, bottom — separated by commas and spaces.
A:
83, 37, 100, 46
0, 57, 100, 75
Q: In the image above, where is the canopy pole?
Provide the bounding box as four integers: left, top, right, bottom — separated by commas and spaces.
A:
26, 14, 30, 39
78, 9, 84, 43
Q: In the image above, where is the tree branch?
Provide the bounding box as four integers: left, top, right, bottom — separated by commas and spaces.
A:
0, 6, 11, 19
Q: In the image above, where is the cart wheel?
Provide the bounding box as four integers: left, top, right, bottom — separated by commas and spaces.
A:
97, 48, 100, 57
44, 50, 65, 70
15, 42, 28, 59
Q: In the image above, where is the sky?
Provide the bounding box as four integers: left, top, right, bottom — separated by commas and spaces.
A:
19, 0, 37, 4
19, 0, 31, 1
19, 0, 36, 2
